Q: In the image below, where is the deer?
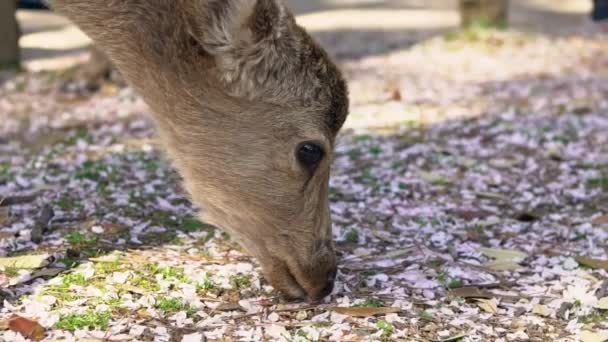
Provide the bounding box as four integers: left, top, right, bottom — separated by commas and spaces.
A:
49, 0, 349, 301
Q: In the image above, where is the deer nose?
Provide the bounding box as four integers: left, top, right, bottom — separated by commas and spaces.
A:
309, 266, 337, 302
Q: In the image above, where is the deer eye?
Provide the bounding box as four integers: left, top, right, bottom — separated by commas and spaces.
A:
296, 142, 324, 168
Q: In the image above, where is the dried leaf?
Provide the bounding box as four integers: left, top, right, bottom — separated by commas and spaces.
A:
489, 158, 520, 169
418, 171, 451, 185
448, 287, 493, 299
592, 214, 608, 225
0, 254, 49, 269
28, 268, 62, 280
532, 304, 551, 317
479, 248, 528, 261
7, 315, 45, 341
595, 297, 608, 310
475, 192, 509, 202
440, 334, 467, 342
330, 306, 400, 317
476, 298, 498, 314
581, 330, 608, 342
214, 303, 244, 312
576, 256, 608, 270
484, 260, 524, 271
0, 207, 9, 225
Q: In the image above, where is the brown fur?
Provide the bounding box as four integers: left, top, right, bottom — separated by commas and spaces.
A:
49, 0, 349, 300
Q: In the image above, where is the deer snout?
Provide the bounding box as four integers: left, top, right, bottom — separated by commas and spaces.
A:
307, 264, 337, 302
288, 240, 338, 302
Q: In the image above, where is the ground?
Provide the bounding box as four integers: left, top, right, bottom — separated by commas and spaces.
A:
1, 4, 608, 342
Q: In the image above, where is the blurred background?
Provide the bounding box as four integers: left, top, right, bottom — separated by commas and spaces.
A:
1, 0, 597, 71
1, 0, 603, 130
1, 1, 608, 340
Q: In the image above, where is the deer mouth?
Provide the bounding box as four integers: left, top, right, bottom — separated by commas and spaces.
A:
279, 259, 337, 302
261, 255, 336, 302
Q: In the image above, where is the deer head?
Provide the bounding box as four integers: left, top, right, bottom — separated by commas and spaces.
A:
50, 0, 349, 300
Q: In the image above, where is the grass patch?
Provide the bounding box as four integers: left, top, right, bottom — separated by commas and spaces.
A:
587, 176, 608, 191
57, 197, 83, 211
74, 160, 110, 181
354, 297, 384, 308
146, 264, 191, 283
344, 228, 360, 244
230, 275, 251, 289
376, 320, 394, 341
61, 273, 87, 287
579, 309, 608, 324
437, 271, 463, 288
155, 298, 195, 316
181, 217, 213, 233
64, 231, 97, 246
55, 310, 111, 331
196, 275, 217, 294
369, 146, 383, 156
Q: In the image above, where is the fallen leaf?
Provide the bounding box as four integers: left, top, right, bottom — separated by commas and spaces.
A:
479, 248, 528, 261
595, 297, 608, 310
475, 192, 509, 202
514, 211, 540, 222
418, 171, 452, 185
448, 287, 493, 299
102, 223, 129, 233
0, 207, 9, 225
592, 214, 608, 225
532, 304, 551, 317
476, 298, 498, 314
214, 303, 244, 312
485, 260, 524, 271
0, 254, 49, 269
576, 257, 608, 270
28, 268, 62, 280
330, 306, 400, 317
7, 315, 45, 341
581, 330, 608, 342
440, 334, 467, 342
488, 158, 520, 169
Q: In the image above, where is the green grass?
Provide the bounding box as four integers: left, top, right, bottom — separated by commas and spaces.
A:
376, 320, 394, 341
230, 275, 251, 289
587, 176, 608, 191
57, 197, 83, 211
130, 274, 161, 292
181, 217, 213, 233
344, 228, 360, 243
61, 273, 87, 287
578, 309, 608, 324
437, 271, 464, 288
64, 231, 97, 246
74, 160, 110, 181
369, 146, 383, 156
64, 127, 93, 146
55, 310, 111, 331
146, 264, 191, 283
155, 298, 195, 316
196, 275, 217, 294
353, 297, 384, 308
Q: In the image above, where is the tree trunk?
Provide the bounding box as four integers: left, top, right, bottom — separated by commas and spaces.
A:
0, 0, 20, 68
460, 0, 509, 28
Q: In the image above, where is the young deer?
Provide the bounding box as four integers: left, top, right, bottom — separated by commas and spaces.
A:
49, 0, 349, 301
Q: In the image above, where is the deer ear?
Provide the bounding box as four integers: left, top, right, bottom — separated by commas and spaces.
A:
185, 0, 286, 55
